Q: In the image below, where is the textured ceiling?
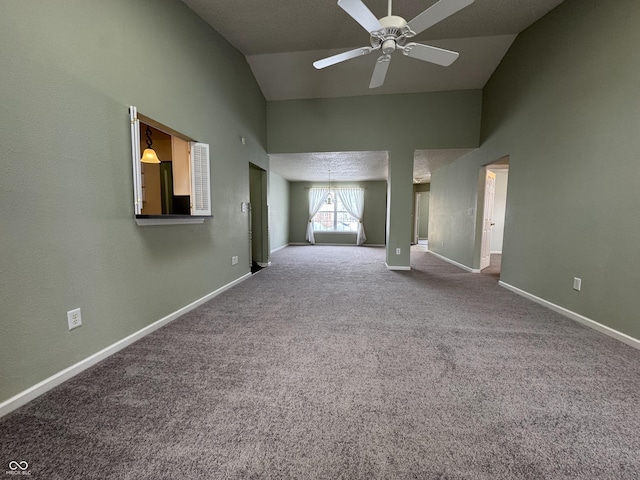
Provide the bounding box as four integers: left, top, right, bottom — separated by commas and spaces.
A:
270, 149, 475, 183
181, 0, 564, 181
270, 152, 389, 183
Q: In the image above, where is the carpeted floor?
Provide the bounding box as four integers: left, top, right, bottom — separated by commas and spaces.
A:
480, 253, 501, 278
1, 246, 639, 479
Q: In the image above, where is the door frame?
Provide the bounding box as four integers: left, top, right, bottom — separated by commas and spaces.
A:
249, 163, 270, 268
473, 157, 510, 272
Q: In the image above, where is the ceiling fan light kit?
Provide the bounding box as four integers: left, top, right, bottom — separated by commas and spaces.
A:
313, 0, 475, 88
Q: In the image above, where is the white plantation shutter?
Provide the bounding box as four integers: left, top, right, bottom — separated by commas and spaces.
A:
190, 142, 211, 216
129, 106, 143, 215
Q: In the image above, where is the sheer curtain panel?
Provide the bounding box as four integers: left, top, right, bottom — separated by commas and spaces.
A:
338, 187, 366, 245
307, 187, 330, 244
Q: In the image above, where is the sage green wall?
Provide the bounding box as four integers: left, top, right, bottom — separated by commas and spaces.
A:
268, 172, 290, 252
267, 92, 481, 154
429, 157, 479, 265
429, 0, 640, 339
289, 182, 387, 245
267, 91, 482, 266
0, 0, 267, 403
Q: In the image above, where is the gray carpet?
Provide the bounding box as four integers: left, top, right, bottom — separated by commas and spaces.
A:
2, 246, 639, 479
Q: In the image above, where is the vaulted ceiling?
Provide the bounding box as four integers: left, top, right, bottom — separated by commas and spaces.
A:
181, 0, 565, 181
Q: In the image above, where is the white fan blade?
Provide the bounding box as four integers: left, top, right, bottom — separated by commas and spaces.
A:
338, 0, 384, 33
402, 43, 459, 66
313, 46, 374, 69
407, 0, 474, 36
369, 55, 391, 89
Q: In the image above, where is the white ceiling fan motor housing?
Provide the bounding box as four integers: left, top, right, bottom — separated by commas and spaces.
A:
370, 15, 410, 52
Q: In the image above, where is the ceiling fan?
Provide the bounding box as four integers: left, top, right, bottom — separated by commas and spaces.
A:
313, 0, 474, 88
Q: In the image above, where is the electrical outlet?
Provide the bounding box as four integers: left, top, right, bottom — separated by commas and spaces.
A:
232, 256, 239, 265
395, 248, 401, 255
67, 308, 82, 330
573, 277, 582, 291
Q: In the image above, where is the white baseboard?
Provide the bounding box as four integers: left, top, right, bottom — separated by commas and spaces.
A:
428, 251, 481, 273
270, 244, 288, 254
0, 273, 252, 419
499, 281, 640, 350
257, 262, 271, 267
289, 242, 386, 248
312, 243, 358, 246
386, 263, 411, 271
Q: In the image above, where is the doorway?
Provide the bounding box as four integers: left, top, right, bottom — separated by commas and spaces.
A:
412, 182, 430, 246
478, 159, 509, 276
413, 191, 430, 246
479, 170, 496, 271
249, 163, 269, 272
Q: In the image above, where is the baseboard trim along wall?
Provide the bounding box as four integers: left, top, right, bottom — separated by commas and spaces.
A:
386, 264, 411, 271
289, 243, 386, 247
0, 272, 253, 419
428, 251, 481, 273
499, 281, 640, 350
270, 244, 289, 254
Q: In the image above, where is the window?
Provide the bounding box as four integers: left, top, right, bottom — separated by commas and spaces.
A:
129, 106, 211, 224
307, 187, 366, 245
312, 192, 359, 232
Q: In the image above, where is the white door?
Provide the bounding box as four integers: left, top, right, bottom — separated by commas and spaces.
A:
480, 170, 496, 270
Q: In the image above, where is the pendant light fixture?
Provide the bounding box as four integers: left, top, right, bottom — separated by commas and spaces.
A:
140, 125, 161, 164
326, 169, 333, 205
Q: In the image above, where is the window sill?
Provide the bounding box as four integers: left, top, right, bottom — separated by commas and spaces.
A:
135, 215, 211, 226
